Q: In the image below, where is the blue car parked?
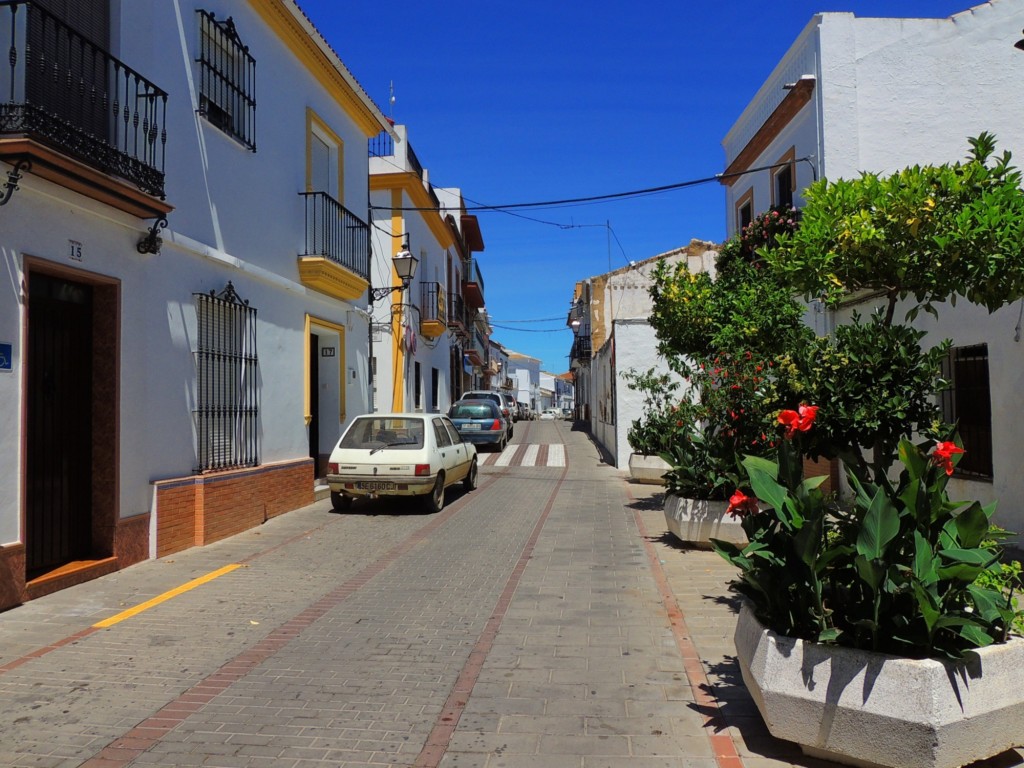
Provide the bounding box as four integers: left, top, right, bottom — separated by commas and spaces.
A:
447, 399, 508, 451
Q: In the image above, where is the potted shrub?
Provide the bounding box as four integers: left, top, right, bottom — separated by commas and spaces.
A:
717, 417, 1024, 768
623, 368, 680, 484
710, 135, 1024, 768
648, 206, 809, 546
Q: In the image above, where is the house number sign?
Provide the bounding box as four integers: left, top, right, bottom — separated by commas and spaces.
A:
68, 240, 83, 262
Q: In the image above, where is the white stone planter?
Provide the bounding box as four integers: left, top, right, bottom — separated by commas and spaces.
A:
733, 600, 1024, 768
628, 453, 670, 485
663, 494, 747, 549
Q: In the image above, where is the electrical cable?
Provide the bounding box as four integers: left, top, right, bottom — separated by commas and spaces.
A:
369, 158, 808, 214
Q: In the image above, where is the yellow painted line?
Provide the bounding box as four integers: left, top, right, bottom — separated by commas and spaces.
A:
92, 564, 243, 628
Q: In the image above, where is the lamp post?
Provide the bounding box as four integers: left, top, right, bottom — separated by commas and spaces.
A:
367, 243, 418, 413
370, 243, 418, 305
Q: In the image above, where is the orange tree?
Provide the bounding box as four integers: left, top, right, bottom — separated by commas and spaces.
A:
766, 133, 1024, 483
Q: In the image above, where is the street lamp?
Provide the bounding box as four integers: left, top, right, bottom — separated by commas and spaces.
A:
370, 243, 418, 305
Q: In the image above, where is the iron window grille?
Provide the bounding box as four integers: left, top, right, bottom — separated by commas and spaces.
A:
939, 344, 993, 478
193, 282, 259, 472
196, 10, 256, 150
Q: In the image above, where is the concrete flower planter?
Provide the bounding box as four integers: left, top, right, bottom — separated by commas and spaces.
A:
733, 600, 1024, 768
628, 453, 671, 485
662, 494, 746, 548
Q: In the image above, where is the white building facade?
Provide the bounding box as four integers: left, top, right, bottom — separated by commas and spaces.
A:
0, 0, 391, 608
721, 1, 1024, 538
569, 242, 718, 467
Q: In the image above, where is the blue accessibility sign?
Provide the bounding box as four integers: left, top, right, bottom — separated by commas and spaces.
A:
0, 342, 12, 372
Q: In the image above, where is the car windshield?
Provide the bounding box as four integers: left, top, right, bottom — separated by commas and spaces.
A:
339, 417, 425, 450
450, 403, 494, 419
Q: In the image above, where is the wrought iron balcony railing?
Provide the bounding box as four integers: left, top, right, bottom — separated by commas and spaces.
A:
0, 1, 168, 198
420, 281, 446, 325
571, 335, 592, 362
299, 191, 370, 280
447, 292, 466, 332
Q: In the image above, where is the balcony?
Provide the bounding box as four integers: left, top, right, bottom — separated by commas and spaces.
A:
570, 334, 592, 363
466, 327, 488, 366
0, 1, 170, 218
463, 257, 485, 308
298, 191, 370, 301
447, 292, 467, 337
419, 281, 447, 339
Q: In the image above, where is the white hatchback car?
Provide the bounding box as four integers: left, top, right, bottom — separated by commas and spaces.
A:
540, 409, 559, 421
327, 413, 478, 512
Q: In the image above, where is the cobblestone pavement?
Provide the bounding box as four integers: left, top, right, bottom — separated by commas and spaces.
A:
1, 420, 1021, 768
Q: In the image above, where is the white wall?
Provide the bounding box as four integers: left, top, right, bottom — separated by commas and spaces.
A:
1, 1, 382, 548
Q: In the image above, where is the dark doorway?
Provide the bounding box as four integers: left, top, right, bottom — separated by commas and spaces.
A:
308, 333, 321, 478
26, 272, 94, 577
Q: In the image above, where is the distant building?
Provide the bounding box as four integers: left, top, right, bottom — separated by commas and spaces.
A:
567, 241, 719, 467
369, 125, 488, 415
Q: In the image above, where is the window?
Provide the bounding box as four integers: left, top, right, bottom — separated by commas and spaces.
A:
433, 418, 453, 447
197, 10, 256, 150
772, 148, 796, 208
736, 188, 754, 234
194, 283, 259, 471
306, 110, 344, 201
431, 367, 440, 412
940, 344, 993, 478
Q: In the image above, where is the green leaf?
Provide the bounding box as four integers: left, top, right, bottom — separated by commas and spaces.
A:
912, 582, 940, 633
968, 584, 1011, 624
960, 624, 995, 648
898, 439, 927, 480
793, 513, 823, 568
743, 455, 789, 514
856, 487, 901, 560
954, 501, 990, 550
913, 530, 939, 585
856, 554, 885, 591
817, 627, 841, 643
939, 547, 998, 566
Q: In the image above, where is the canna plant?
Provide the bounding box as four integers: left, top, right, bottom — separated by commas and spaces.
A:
714, 409, 1021, 659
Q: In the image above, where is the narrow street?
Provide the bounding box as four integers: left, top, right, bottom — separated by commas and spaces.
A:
5, 421, 1016, 768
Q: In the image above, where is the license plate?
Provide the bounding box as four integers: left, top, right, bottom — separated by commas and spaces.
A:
357, 481, 396, 491
461, 423, 481, 431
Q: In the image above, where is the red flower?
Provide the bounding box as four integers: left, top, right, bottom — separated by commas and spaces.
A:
778, 404, 818, 439
726, 490, 759, 518
932, 442, 965, 476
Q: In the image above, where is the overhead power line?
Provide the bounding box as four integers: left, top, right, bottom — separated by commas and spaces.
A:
369, 158, 811, 214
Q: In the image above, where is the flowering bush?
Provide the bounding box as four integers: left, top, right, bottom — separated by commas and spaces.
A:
648, 207, 811, 500
623, 368, 685, 457
659, 352, 790, 500
714, 410, 1022, 659
650, 138, 1024, 658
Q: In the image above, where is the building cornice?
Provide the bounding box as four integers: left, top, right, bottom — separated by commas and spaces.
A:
249, 0, 390, 138
720, 77, 815, 187
371, 172, 453, 247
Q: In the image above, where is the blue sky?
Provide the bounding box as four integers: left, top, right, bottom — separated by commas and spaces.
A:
299, 0, 972, 372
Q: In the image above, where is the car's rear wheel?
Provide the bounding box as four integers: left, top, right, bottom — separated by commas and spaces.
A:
463, 459, 478, 492
330, 491, 352, 512
424, 473, 445, 513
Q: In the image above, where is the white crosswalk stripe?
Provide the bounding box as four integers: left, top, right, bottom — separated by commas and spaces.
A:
520, 444, 540, 466
547, 444, 565, 467
484, 443, 564, 468
494, 443, 519, 467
